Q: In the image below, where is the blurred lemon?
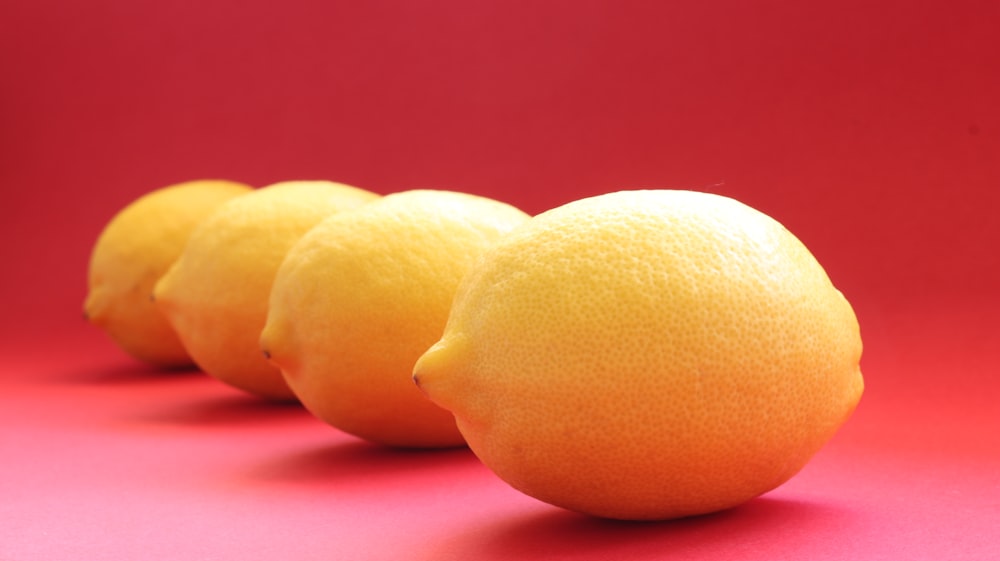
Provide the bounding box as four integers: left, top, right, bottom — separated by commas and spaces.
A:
261, 190, 529, 446
153, 181, 379, 399
84, 179, 252, 366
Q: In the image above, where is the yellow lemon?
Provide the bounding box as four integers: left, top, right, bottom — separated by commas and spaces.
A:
84, 179, 252, 366
414, 189, 864, 520
261, 190, 529, 447
153, 181, 379, 399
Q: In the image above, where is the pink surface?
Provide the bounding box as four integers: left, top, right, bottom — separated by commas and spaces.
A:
2, 309, 998, 559
2, 0, 999, 559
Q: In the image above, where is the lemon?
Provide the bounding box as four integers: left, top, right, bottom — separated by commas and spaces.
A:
261, 189, 529, 447
153, 180, 379, 399
84, 179, 252, 366
414, 189, 864, 520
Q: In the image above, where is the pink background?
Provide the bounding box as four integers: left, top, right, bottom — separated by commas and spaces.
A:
2, 0, 998, 559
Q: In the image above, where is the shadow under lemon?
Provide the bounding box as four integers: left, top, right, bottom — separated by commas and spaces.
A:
425, 495, 854, 561
132, 391, 308, 426
249, 439, 482, 489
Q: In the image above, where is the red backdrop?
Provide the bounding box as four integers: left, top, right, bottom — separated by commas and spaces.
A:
2, 1, 998, 559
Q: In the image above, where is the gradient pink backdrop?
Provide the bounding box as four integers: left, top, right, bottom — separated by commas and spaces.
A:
2, 1, 998, 559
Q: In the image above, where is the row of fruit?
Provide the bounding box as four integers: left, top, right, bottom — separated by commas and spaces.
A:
85, 179, 863, 520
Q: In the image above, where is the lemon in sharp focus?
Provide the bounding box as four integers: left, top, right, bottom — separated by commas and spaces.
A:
414, 189, 864, 520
